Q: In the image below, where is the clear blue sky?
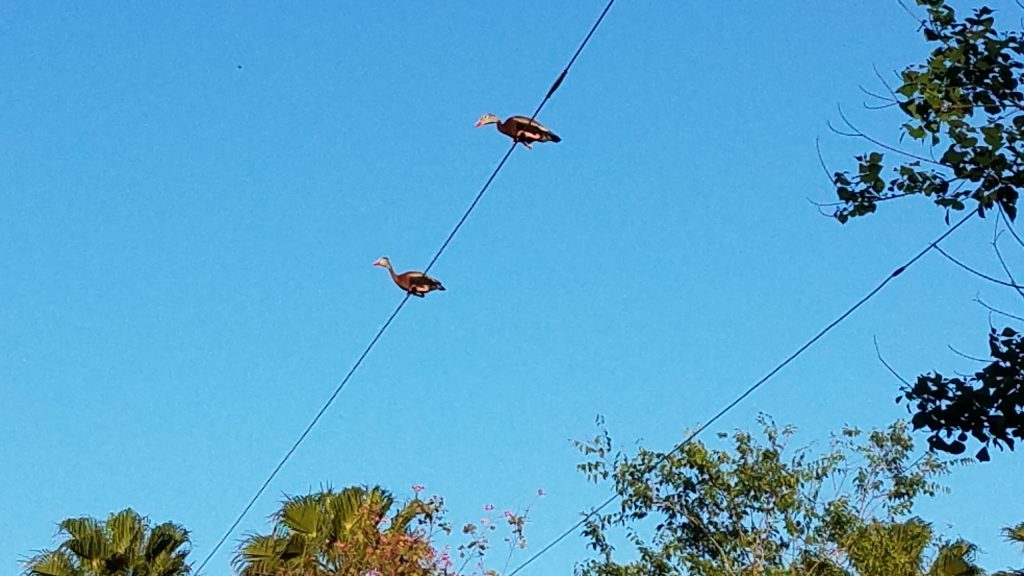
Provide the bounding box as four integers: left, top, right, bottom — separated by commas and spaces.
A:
3, 1, 1023, 574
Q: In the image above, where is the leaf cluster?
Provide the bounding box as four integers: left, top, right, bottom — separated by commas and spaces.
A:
23, 509, 192, 576
831, 0, 1024, 223
233, 485, 443, 576
827, 0, 1024, 461
232, 485, 537, 576
573, 417, 966, 576
902, 325, 1024, 461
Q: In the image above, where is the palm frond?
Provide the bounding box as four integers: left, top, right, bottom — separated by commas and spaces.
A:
364, 485, 395, 518
58, 518, 110, 564
928, 539, 983, 576
233, 534, 291, 576
31, 511, 192, 576
845, 518, 933, 576
22, 550, 79, 576
279, 494, 323, 537
1004, 522, 1024, 546
106, 508, 146, 556
335, 487, 370, 538
144, 522, 191, 562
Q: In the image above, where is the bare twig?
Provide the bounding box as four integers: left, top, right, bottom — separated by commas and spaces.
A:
874, 336, 912, 387
809, 192, 918, 209
859, 85, 898, 104
872, 64, 901, 101
832, 105, 945, 166
808, 197, 843, 208
933, 245, 1024, 288
992, 229, 1024, 302
815, 138, 835, 185
974, 295, 1024, 322
864, 101, 900, 111
806, 197, 839, 217
860, 78, 899, 110
946, 344, 990, 363
998, 207, 1024, 249
895, 0, 927, 27
880, 191, 918, 203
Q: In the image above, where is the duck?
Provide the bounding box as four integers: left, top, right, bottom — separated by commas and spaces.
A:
474, 114, 561, 149
373, 257, 445, 297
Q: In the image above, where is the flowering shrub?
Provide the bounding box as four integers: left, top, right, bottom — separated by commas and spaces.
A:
451, 490, 543, 576
233, 484, 541, 576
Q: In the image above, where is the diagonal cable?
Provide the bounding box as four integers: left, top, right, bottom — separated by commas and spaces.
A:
506, 210, 976, 576
195, 1, 621, 572
424, 143, 516, 274
529, 0, 619, 122
195, 293, 410, 573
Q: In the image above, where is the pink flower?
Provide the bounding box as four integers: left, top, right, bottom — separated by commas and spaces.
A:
503, 510, 513, 518
483, 504, 495, 511
537, 488, 546, 496
412, 484, 425, 493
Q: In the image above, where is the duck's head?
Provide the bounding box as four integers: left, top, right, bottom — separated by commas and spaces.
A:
372, 257, 391, 269
474, 113, 500, 127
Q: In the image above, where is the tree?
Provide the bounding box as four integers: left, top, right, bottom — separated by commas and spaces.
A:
22, 508, 191, 576
845, 521, 983, 576
232, 484, 536, 576
573, 415, 1004, 576
827, 0, 1024, 460
233, 485, 439, 576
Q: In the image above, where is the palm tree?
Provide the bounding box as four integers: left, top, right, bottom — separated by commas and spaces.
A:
993, 522, 1024, 576
23, 508, 191, 576
926, 539, 984, 576
844, 518, 983, 576
233, 485, 438, 576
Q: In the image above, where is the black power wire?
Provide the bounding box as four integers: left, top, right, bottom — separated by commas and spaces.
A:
195, 1, 620, 572
505, 210, 976, 576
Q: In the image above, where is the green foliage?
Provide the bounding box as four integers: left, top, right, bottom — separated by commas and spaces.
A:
573, 416, 986, 576
993, 521, 1024, 575
902, 326, 1024, 460
233, 485, 443, 576
22, 508, 191, 576
831, 0, 1024, 223
232, 484, 537, 576
1005, 522, 1024, 547
845, 519, 933, 576
828, 0, 1024, 461
926, 538, 984, 576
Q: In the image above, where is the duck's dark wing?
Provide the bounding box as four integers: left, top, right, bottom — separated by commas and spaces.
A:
506, 116, 560, 142
403, 272, 446, 293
